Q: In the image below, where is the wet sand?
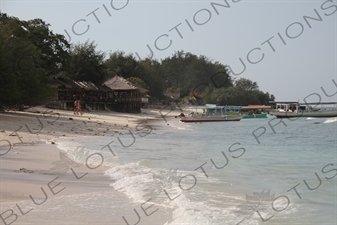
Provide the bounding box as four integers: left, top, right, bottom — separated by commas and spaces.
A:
0, 106, 184, 224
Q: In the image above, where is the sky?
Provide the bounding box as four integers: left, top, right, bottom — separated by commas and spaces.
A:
1, 0, 337, 103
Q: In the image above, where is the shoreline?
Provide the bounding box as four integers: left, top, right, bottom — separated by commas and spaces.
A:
0, 106, 184, 201
2, 106, 335, 224
0, 106, 185, 224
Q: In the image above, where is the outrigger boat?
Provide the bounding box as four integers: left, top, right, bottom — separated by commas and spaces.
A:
180, 105, 243, 123
269, 101, 337, 118
240, 105, 271, 119
214, 105, 270, 119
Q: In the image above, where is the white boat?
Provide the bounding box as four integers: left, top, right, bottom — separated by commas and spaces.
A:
269, 101, 337, 118
180, 105, 243, 123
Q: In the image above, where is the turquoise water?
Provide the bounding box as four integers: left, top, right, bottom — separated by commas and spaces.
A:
130, 118, 337, 224
76, 116, 336, 225
5, 116, 335, 225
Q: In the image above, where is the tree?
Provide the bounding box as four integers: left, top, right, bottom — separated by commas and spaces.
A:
0, 13, 276, 107
127, 77, 149, 90
104, 51, 165, 98
166, 86, 181, 94
66, 40, 107, 83
132, 58, 165, 98
203, 85, 275, 106
22, 18, 70, 76
103, 50, 236, 100
0, 13, 55, 105
235, 78, 259, 91
104, 51, 138, 79
160, 51, 233, 97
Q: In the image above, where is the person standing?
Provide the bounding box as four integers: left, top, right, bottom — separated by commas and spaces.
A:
74, 99, 78, 115
77, 98, 83, 115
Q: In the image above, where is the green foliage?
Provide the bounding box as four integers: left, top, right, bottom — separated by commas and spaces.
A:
235, 78, 259, 91
66, 40, 107, 83
203, 87, 274, 106
104, 51, 138, 79
166, 86, 181, 94
0, 13, 275, 106
127, 77, 149, 90
102, 50, 275, 103
0, 13, 56, 105
104, 52, 165, 98
22, 18, 70, 76
131, 59, 165, 98
105, 51, 165, 98
160, 51, 233, 96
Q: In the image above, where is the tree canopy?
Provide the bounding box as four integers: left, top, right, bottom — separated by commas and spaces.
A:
1, 13, 276, 106
65, 40, 107, 83
160, 51, 233, 97
0, 13, 69, 105
127, 77, 149, 90
235, 78, 259, 91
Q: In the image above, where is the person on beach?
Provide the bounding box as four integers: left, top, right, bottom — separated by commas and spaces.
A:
74, 99, 78, 115
73, 97, 83, 115
76, 98, 83, 115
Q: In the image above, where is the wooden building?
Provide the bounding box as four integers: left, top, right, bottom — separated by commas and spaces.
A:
104, 76, 148, 113
50, 76, 148, 113
51, 77, 114, 111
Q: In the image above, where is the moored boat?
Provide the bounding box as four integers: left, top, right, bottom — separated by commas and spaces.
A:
240, 105, 271, 119
242, 113, 268, 119
180, 105, 243, 123
269, 101, 337, 118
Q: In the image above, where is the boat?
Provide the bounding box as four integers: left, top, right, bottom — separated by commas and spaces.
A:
216, 105, 270, 119
269, 101, 337, 118
180, 105, 243, 123
240, 105, 271, 119
242, 112, 268, 119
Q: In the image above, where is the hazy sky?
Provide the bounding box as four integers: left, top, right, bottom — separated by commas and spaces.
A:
2, 0, 337, 103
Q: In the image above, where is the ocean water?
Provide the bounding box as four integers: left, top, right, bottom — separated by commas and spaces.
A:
3, 116, 336, 225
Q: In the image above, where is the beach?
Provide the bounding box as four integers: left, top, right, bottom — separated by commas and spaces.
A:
1, 107, 336, 225
0, 106, 184, 225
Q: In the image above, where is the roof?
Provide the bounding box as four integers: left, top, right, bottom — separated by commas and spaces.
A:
270, 101, 337, 105
81, 81, 111, 92
241, 105, 271, 110
53, 76, 150, 93
53, 77, 112, 92
185, 105, 226, 110
104, 76, 148, 93
53, 77, 78, 89
186, 105, 272, 110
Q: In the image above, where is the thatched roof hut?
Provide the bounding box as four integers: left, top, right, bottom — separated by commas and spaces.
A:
51, 76, 146, 113
104, 76, 148, 113
104, 76, 148, 93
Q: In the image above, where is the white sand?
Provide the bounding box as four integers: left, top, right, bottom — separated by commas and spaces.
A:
0, 106, 186, 224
